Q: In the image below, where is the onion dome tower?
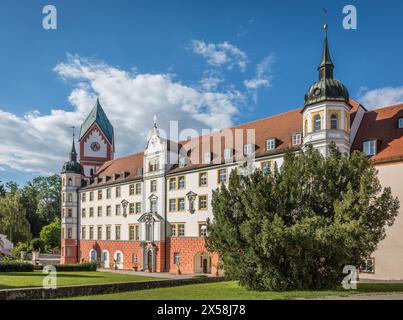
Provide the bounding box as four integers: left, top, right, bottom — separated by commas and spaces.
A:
301, 24, 352, 156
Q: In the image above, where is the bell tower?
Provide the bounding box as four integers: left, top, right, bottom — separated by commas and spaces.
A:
60, 131, 83, 264
302, 24, 352, 156
79, 98, 115, 177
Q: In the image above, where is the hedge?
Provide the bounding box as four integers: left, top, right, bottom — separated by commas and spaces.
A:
50, 262, 97, 272
0, 261, 35, 272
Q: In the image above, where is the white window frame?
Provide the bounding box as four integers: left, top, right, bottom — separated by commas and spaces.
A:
224, 148, 232, 159
266, 138, 276, 151
292, 133, 302, 146
243, 144, 253, 156
204, 152, 211, 163
363, 140, 377, 156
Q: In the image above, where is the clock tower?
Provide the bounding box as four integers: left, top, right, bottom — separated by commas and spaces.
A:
79, 98, 115, 177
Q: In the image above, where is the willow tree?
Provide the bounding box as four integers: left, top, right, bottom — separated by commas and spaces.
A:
207, 144, 399, 291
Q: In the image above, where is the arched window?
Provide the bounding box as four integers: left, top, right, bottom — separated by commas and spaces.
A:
330, 113, 338, 129
67, 178, 73, 186
90, 249, 97, 262
314, 114, 321, 132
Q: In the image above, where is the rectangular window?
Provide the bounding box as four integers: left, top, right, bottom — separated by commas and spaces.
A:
106, 205, 111, 216
135, 183, 141, 195
244, 143, 253, 155
134, 225, 139, 240
292, 133, 302, 146
115, 186, 121, 198
199, 172, 208, 187
399, 118, 403, 129
106, 225, 111, 240
132, 254, 138, 264
169, 199, 177, 212
82, 193, 86, 202
169, 178, 177, 190
135, 202, 142, 214
199, 195, 208, 210
199, 223, 207, 237
170, 224, 177, 237
178, 224, 185, 237
266, 139, 276, 151
97, 206, 102, 217
89, 226, 94, 240
224, 148, 232, 159
81, 226, 86, 240
148, 158, 160, 172
204, 152, 211, 163
129, 203, 135, 215
218, 168, 227, 184
177, 198, 185, 211
261, 161, 272, 176
129, 225, 135, 241
89, 207, 94, 217
150, 180, 157, 192
67, 209, 72, 218
97, 190, 102, 200
81, 208, 86, 218
97, 226, 102, 240
89, 191, 94, 201
178, 176, 185, 189
360, 258, 375, 273
173, 253, 180, 266
129, 184, 135, 195
115, 204, 121, 216
115, 225, 121, 240
363, 140, 377, 156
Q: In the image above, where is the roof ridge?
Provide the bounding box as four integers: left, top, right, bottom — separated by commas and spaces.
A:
367, 102, 403, 113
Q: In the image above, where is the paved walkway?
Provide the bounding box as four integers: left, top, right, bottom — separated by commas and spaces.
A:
299, 293, 403, 300
97, 268, 210, 279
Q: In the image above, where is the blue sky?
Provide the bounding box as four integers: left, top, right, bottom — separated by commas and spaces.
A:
1, 0, 403, 185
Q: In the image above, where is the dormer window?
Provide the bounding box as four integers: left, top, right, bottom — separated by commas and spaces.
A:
266, 138, 276, 151
292, 133, 302, 146
363, 140, 377, 156
243, 144, 254, 156
203, 152, 211, 163
179, 156, 186, 168
398, 118, 403, 129
224, 148, 232, 159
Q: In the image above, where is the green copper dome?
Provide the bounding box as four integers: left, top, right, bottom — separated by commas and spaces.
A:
61, 137, 83, 174
304, 25, 350, 108
304, 79, 349, 106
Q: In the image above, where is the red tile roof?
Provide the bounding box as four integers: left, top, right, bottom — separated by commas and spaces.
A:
81, 101, 403, 189
352, 103, 403, 163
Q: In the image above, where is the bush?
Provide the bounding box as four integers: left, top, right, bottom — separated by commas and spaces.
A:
0, 261, 34, 272
11, 242, 30, 260
50, 262, 97, 272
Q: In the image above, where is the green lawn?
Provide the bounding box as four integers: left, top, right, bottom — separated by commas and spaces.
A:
67, 281, 403, 300
0, 271, 166, 289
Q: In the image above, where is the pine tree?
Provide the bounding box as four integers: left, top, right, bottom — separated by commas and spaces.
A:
207, 143, 399, 291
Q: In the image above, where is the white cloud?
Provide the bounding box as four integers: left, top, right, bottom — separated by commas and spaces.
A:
0, 55, 243, 175
190, 40, 248, 71
244, 55, 274, 103
358, 86, 403, 110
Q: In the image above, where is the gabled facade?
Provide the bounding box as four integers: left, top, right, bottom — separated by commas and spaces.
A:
60, 26, 403, 279
79, 98, 115, 177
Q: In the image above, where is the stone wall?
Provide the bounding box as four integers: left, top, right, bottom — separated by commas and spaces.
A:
0, 276, 225, 300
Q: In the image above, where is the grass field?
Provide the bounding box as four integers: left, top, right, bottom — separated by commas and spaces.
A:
66, 281, 403, 300
0, 271, 166, 289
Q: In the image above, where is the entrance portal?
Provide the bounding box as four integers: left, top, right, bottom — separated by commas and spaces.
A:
194, 252, 211, 274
